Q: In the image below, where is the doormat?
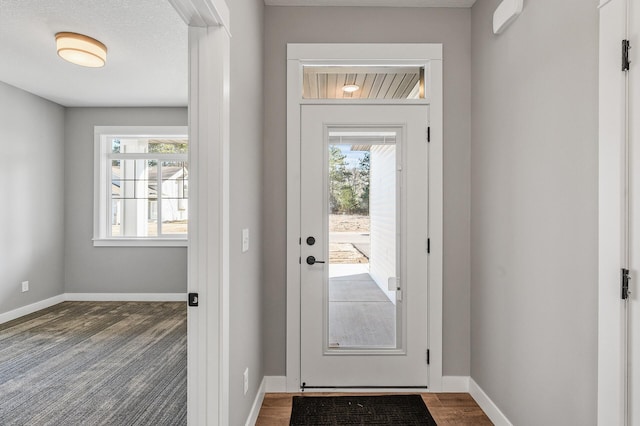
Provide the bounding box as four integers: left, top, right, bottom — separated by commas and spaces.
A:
289, 394, 437, 425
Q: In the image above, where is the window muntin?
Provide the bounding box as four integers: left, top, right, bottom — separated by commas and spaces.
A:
94, 127, 188, 246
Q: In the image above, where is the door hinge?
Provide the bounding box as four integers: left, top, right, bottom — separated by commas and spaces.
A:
427, 126, 431, 143
299, 237, 301, 245
427, 238, 431, 254
299, 257, 301, 265
427, 349, 430, 365
623, 39, 631, 72
188, 293, 199, 307
622, 268, 630, 300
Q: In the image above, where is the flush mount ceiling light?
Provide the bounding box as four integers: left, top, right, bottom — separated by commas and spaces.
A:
55, 32, 107, 68
342, 84, 360, 93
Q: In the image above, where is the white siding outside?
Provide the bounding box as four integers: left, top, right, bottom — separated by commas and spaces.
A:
369, 144, 397, 303
160, 169, 188, 222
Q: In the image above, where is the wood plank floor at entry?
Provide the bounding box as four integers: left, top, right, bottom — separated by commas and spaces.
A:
256, 392, 493, 425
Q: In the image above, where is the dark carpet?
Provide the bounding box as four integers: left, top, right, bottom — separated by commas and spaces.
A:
0, 302, 186, 426
289, 394, 437, 425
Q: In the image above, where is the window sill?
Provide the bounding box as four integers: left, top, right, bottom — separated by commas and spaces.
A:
93, 238, 188, 247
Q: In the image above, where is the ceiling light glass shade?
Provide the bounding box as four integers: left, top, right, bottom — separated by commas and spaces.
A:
342, 84, 360, 93
55, 32, 107, 68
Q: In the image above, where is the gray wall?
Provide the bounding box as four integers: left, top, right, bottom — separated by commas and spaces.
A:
470, 1, 598, 424
228, 0, 265, 424
64, 108, 187, 294
0, 82, 65, 315
263, 6, 472, 376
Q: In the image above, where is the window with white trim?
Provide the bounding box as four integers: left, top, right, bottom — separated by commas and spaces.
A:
94, 126, 188, 246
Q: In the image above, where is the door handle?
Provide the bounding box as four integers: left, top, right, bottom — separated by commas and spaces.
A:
306, 256, 326, 265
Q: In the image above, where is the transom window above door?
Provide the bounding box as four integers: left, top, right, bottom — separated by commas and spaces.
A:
302, 65, 426, 100
93, 126, 188, 247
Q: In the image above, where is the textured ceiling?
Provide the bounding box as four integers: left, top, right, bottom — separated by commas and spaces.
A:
265, 0, 476, 7
0, 0, 187, 107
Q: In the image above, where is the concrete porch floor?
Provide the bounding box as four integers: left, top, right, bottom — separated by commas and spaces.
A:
328, 264, 396, 348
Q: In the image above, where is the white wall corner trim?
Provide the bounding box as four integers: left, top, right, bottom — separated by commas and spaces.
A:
186, 24, 231, 426
469, 378, 513, 426
169, 0, 231, 33
0, 295, 66, 325
493, 0, 523, 34
246, 377, 267, 426
441, 376, 470, 392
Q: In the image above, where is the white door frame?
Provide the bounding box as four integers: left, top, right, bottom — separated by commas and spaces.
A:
286, 43, 444, 392
169, 0, 231, 424
598, 0, 630, 424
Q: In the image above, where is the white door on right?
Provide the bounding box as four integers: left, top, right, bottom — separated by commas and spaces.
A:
600, 0, 640, 423
630, 0, 640, 423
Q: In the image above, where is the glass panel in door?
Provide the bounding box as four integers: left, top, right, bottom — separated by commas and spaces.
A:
327, 129, 401, 350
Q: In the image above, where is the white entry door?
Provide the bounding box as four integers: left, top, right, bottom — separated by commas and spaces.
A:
300, 104, 430, 388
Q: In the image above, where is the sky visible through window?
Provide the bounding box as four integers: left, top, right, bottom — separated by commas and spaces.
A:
337, 145, 367, 167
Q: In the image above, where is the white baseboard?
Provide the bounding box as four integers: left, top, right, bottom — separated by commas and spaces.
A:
265, 376, 287, 392
442, 376, 470, 392
246, 377, 266, 426
64, 293, 187, 302
1, 293, 188, 325
0, 294, 66, 325
270, 375, 468, 393
469, 378, 513, 426
270, 375, 467, 393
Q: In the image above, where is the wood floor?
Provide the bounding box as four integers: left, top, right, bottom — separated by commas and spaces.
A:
256, 392, 493, 425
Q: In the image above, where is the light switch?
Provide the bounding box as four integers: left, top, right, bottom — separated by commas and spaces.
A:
242, 228, 249, 253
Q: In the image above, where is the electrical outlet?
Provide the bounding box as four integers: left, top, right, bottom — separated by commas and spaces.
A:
21, 281, 29, 292
243, 368, 249, 395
